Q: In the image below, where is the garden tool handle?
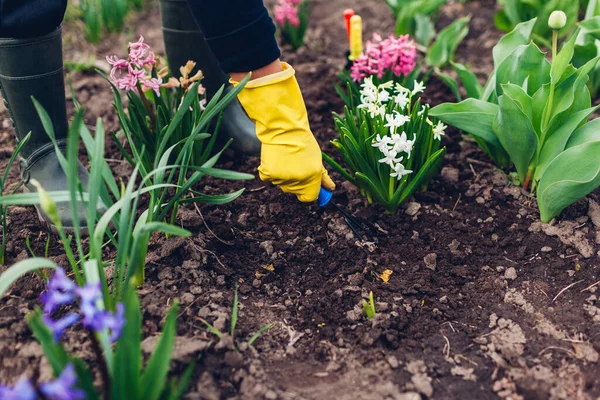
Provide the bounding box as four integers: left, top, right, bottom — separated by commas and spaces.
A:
318, 187, 333, 207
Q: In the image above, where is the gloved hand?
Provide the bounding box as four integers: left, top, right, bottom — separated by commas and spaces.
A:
231, 62, 335, 202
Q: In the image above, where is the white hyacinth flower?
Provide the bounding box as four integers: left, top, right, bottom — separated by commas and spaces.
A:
412, 81, 426, 95
390, 162, 413, 179
394, 91, 410, 109
432, 120, 447, 141
395, 82, 410, 94
372, 134, 392, 151
378, 90, 391, 103
417, 105, 427, 116
384, 111, 411, 134
391, 131, 415, 158
378, 147, 400, 167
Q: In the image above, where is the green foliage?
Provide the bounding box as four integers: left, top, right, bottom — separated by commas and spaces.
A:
494, 0, 579, 47
27, 284, 186, 400
200, 286, 272, 350
327, 78, 445, 213
363, 291, 376, 320
573, 1, 600, 97
278, 0, 310, 50
80, 0, 145, 43
431, 19, 600, 222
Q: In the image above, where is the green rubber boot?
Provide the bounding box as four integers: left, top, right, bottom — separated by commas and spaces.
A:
159, 0, 261, 155
0, 28, 95, 232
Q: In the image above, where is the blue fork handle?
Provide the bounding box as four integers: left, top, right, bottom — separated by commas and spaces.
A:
318, 187, 333, 207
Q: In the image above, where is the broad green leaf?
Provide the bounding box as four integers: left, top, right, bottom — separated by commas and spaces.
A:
430, 99, 510, 166
414, 13, 436, 46
426, 16, 470, 68
495, 43, 550, 97
535, 106, 598, 182
566, 118, 600, 148
0, 258, 57, 298
551, 29, 579, 84
492, 18, 537, 68
451, 62, 483, 99
493, 94, 537, 181
538, 141, 600, 222
141, 300, 179, 400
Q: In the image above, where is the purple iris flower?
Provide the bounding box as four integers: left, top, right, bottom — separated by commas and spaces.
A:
40, 364, 85, 400
0, 377, 37, 400
43, 313, 80, 342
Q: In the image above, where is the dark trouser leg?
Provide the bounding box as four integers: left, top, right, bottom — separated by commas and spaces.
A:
0, 3, 94, 231
186, 0, 280, 74
159, 0, 262, 155
0, 0, 67, 38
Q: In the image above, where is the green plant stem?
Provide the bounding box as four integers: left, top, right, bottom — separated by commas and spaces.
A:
89, 330, 111, 400
136, 81, 156, 132
523, 163, 536, 192
543, 30, 558, 130
58, 230, 83, 285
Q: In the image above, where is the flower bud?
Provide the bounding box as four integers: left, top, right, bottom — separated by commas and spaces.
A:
30, 179, 62, 228
548, 11, 567, 31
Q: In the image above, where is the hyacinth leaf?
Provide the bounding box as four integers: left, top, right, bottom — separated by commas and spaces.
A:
493, 94, 537, 181
140, 300, 179, 400
429, 99, 510, 167
181, 189, 248, 205
495, 43, 550, 97
322, 153, 358, 186
393, 147, 445, 206
538, 141, 600, 223
585, 0, 600, 19
28, 310, 99, 399
165, 361, 196, 400
0, 258, 57, 298
451, 62, 483, 99
112, 286, 142, 400
550, 28, 579, 85
534, 106, 599, 183
426, 16, 470, 68
566, 118, 600, 148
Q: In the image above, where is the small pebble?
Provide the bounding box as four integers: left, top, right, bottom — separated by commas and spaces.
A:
504, 267, 517, 280
388, 355, 400, 369
424, 253, 437, 271
405, 202, 421, 216
541, 246, 552, 253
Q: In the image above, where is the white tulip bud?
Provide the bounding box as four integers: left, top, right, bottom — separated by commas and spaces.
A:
548, 11, 567, 31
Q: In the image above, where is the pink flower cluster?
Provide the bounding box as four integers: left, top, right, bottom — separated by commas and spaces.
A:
106, 36, 162, 95
350, 33, 417, 83
274, 0, 303, 27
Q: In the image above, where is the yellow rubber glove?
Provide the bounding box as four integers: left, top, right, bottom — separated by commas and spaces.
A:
231, 62, 335, 202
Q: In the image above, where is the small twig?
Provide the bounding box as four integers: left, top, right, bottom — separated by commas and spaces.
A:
552, 280, 585, 303
466, 158, 496, 168
452, 194, 462, 212
193, 202, 233, 245
581, 280, 600, 293
469, 163, 478, 178
89, 330, 111, 400
539, 346, 577, 358
441, 333, 451, 360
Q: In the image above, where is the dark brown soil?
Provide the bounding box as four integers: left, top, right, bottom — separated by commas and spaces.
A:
1, 1, 600, 399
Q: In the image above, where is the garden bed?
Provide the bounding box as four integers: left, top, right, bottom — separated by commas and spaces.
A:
1, 0, 599, 399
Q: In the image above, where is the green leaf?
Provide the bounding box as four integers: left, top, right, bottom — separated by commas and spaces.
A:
493, 18, 537, 68
538, 141, 600, 222
451, 62, 483, 99
535, 106, 598, 182
414, 13, 436, 46
0, 258, 57, 298
435, 70, 462, 101
493, 94, 537, 181
112, 286, 142, 399
566, 118, 600, 148
551, 28, 579, 84
248, 324, 272, 347
495, 43, 550, 97
430, 99, 511, 167
140, 300, 179, 400
426, 16, 470, 68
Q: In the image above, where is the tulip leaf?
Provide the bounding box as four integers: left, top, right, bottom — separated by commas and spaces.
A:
451, 62, 483, 99
538, 141, 600, 223
426, 16, 470, 68
493, 94, 537, 181
0, 258, 57, 298
495, 43, 550, 97
566, 118, 600, 148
